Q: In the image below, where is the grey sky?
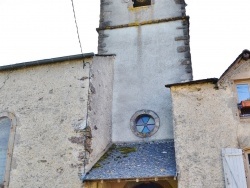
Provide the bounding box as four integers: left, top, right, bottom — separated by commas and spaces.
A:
0, 0, 249, 79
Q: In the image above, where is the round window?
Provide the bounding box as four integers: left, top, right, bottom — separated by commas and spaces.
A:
130, 110, 160, 138
135, 115, 155, 134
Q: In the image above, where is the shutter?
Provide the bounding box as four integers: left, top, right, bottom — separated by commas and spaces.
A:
222, 148, 247, 188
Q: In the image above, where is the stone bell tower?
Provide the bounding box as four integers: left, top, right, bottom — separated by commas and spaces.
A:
97, 0, 192, 142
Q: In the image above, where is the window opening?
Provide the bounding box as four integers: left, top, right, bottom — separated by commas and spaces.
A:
248, 153, 250, 169
130, 110, 160, 138
133, 0, 151, 7
236, 84, 250, 117
136, 115, 155, 134
0, 112, 16, 188
237, 84, 250, 103
0, 117, 11, 185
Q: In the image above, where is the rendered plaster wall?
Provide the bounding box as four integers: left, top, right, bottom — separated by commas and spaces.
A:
99, 20, 192, 142
170, 80, 250, 188
99, 0, 186, 28
85, 56, 114, 172
0, 59, 91, 188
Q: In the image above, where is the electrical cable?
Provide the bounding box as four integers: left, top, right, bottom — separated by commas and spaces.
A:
70, 0, 84, 55
70, 0, 87, 177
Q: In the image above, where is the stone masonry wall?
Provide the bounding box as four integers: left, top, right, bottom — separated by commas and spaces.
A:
170, 80, 250, 188
0, 59, 91, 188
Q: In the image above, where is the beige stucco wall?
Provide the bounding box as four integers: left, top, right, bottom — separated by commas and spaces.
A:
0, 58, 91, 188
170, 71, 250, 188
85, 56, 114, 172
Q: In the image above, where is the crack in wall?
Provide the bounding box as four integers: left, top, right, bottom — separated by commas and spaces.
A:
0, 72, 11, 91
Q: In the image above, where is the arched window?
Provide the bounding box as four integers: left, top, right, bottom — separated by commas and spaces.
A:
0, 112, 17, 187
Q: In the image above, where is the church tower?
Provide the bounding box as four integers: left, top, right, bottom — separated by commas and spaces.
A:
98, 0, 192, 142
83, 1, 192, 187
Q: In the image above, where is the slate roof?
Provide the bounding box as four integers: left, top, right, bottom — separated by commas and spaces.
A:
83, 140, 176, 181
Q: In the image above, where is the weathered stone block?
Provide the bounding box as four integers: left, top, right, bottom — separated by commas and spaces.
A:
177, 46, 189, 53
175, 36, 189, 41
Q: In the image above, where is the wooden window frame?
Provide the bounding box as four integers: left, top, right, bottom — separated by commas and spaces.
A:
243, 148, 250, 188
235, 80, 250, 118
0, 112, 17, 188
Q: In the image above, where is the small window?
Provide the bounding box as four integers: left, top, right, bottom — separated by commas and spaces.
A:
133, 0, 151, 7
236, 84, 250, 117
0, 113, 17, 188
0, 117, 11, 186
135, 115, 155, 134
130, 110, 159, 138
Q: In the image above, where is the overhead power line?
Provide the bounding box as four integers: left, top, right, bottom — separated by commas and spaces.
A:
70, 0, 88, 176
70, 0, 84, 55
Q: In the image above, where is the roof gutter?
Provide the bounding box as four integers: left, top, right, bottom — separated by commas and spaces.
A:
0, 53, 95, 71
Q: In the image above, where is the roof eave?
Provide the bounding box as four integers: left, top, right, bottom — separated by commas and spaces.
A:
165, 78, 218, 88
0, 53, 95, 71
218, 49, 250, 82
82, 175, 176, 183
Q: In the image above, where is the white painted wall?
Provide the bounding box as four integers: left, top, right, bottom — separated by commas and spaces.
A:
100, 0, 183, 27
98, 0, 191, 142
101, 21, 192, 142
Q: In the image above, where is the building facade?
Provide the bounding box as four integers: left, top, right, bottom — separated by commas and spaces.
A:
167, 50, 250, 188
0, 54, 115, 188
83, 0, 192, 187
2, 1, 250, 188
0, 0, 205, 187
